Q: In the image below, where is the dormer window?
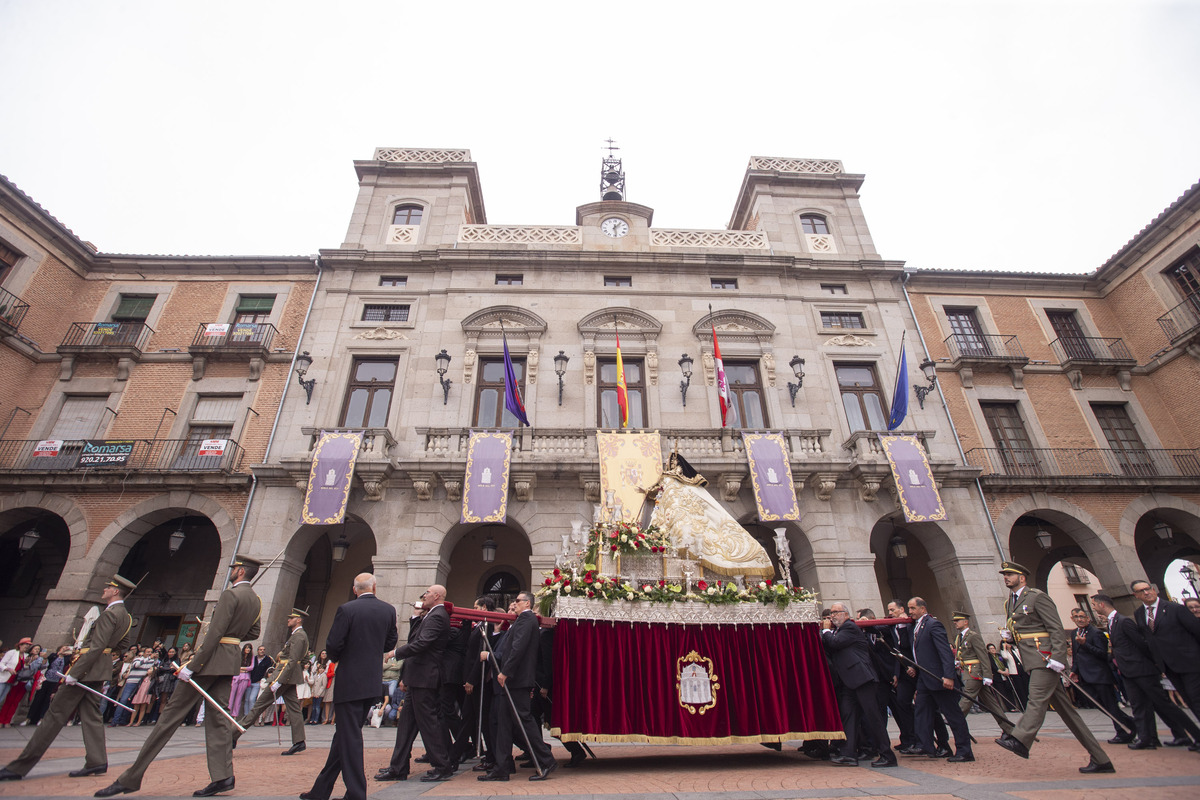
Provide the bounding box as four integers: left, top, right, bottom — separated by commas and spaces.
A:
392, 205, 424, 225
800, 214, 829, 234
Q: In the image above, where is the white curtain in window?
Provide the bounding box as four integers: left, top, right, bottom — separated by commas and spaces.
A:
49, 396, 108, 439
191, 395, 242, 423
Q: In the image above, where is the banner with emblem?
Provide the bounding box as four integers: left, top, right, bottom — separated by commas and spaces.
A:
879, 434, 947, 522
461, 431, 512, 524
596, 431, 662, 523
742, 432, 800, 522
551, 618, 843, 744
301, 430, 363, 525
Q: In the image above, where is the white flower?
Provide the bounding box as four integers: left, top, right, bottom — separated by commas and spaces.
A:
758, 582, 767, 589
626, 593, 635, 600
643, 584, 653, 592
706, 586, 717, 595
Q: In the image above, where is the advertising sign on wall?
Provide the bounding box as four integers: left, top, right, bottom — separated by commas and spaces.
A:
77, 440, 135, 466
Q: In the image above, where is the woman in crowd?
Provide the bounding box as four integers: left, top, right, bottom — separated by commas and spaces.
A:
296, 655, 313, 720
10, 644, 45, 726
125, 647, 158, 726
152, 646, 178, 722
987, 642, 1020, 712
26, 644, 69, 726
307, 651, 328, 724
229, 644, 253, 717
0, 640, 32, 727
323, 659, 336, 724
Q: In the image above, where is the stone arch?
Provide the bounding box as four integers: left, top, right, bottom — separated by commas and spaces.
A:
578, 308, 663, 350
869, 514, 971, 622
1119, 493, 1200, 592
0, 491, 89, 563
740, 519, 817, 592
995, 493, 1141, 598
461, 306, 548, 349
691, 309, 776, 347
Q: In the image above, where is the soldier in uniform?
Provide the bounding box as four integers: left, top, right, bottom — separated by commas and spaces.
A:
952, 611, 1014, 735
234, 608, 309, 755
994, 561, 1114, 773
0, 575, 135, 782
95, 555, 263, 798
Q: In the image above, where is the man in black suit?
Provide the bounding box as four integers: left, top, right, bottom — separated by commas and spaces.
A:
389, 585, 454, 781
820, 604, 896, 767
887, 599, 941, 755
452, 597, 497, 769
1091, 593, 1200, 749
907, 596, 973, 762
478, 591, 556, 782
301, 574, 398, 800
375, 600, 425, 782
1132, 579, 1200, 749
1068, 607, 1134, 743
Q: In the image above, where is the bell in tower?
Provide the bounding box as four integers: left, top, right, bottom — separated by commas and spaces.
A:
600, 138, 625, 202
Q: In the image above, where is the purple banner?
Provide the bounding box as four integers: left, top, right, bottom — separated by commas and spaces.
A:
301, 431, 362, 525
461, 431, 512, 524
742, 433, 800, 522
879, 435, 947, 523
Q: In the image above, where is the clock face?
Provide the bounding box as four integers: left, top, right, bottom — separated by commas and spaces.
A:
601, 218, 629, 238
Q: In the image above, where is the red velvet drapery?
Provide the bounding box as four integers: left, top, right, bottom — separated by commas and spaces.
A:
551, 618, 843, 744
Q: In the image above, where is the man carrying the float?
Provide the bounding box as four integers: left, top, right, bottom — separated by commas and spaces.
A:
994, 561, 1114, 773
0, 575, 136, 782
96, 555, 263, 798
234, 608, 309, 756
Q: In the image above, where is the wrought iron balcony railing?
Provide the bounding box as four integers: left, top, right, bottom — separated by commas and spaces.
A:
0, 286, 30, 332
1048, 336, 1135, 364
189, 322, 276, 352
965, 446, 1200, 479
0, 437, 245, 474
1157, 292, 1200, 343
944, 333, 1026, 362
58, 321, 155, 353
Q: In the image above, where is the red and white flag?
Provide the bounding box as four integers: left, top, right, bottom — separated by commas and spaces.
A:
712, 322, 730, 427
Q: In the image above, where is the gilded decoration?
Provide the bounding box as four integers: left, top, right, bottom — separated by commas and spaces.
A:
301, 431, 363, 525
677, 651, 719, 715
461, 431, 513, 524
596, 432, 662, 522
742, 432, 801, 521
879, 435, 947, 522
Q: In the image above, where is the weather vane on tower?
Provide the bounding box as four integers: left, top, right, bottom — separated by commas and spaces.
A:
600, 138, 625, 202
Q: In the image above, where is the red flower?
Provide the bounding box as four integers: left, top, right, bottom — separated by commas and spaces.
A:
587, 590, 595, 598
585, 574, 594, 584
659, 579, 666, 587
611, 544, 618, 551
765, 579, 772, 586
544, 577, 552, 586
697, 580, 708, 591
553, 568, 561, 577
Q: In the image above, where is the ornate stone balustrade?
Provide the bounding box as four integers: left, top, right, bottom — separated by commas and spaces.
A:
457, 225, 582, 245
373, 148, 471, 163
749, 156, 844, 174
387, 225, 419, 244
804, 233, 836, 253
649, 229, 770, 250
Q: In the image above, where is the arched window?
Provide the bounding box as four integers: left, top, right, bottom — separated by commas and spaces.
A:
392, 204, 424, 225
800, 214, 829, 235
481, 571, 522, 611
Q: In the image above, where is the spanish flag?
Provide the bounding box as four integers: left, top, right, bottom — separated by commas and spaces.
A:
713, 321, 730, 427
615, 326, 629, 428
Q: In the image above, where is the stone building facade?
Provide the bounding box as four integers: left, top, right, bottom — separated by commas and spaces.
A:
0, 174, 316, 647
904, 179, 1200, 616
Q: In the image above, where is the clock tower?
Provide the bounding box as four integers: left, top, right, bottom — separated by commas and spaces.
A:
578, 140, 653, 249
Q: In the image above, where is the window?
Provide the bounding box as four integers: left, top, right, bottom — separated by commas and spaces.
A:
362, 304, 410, 323
1046, 309, 1092, 360
820, 311, 865, 329
800, 215, 829, 234
835, 364, 886, 432
1062, 564, 1090, 585
1092, 403, 1155, 476
945, 307, 990, 356
113, 294, 155, 322
175, 395, 240, 469
50, 396, 108, 440
1167, 251, 1200, 300
0, 240, 20, 284
821, 284, 847, 295
597, 359, 646, 428
710, 278, 738, 290
380, 276, 407, 287
340, 358, 398, 428
495, 274, 523, 286
604, 276, 632, 287
392, 205, 423, 225
725, 362, 768, 429
234, 295, 275, 325
473, 358, 525, 427
980, 402, 1041, 475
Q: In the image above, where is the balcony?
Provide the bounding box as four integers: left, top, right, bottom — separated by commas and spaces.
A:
965, 446, 1200, 489
188, 322, 276, 380
57, 321, 154, 380
0, 437, 248, 490
0, 286, 30, 334
1049, 336, 1137, 390
944, 333, 1029, 389
1158, 292, 1200, 345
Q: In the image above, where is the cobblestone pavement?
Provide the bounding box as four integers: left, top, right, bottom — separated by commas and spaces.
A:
1, 710, 1198, 800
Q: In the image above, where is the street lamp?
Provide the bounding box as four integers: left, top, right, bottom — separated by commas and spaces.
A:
913, 359, 938, 409
168, 521, 187, 556
481, 537, 497, 564
435, 349, 452, 405
554, 350, 569, 406
18, 526, 40, 554
1034, 528, 1053, 550
889, 533, 908, 560
787, 356, 805, 407
1181, 563, 1199, 598
294, 351, 316, 404
678, 354, 694, 406
1153, 521, 1174, 542
331, 534, 350, 563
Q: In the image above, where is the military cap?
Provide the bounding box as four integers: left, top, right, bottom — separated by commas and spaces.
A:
108, 574, 137, 592
952, 611, 970, 621
999, 560, 1031, 577
230, 554, 262, 569
287, 608, 308, 619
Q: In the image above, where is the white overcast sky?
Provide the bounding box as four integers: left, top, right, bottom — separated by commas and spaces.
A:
1, 0, 1198, 273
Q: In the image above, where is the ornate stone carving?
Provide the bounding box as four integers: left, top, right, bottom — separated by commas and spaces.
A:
581, 476, 601, 503
649, 229, 769, 250
858, 475, 881, 502
813, 474, 838, 501
441, 475, 462, 502
761, 352, 776, 387
386, 225, 419, 244
410, 473, 433, 501
718, 473, 743, 502
825, 334, 871, 347
462, 349, 476, 384
458, 225, 582, 245
804, 233, 836, 253
645, 350, 658, 386
512, 473, 536, 502
354, 327, 410, 340
748, 157, 843, 174
527, 347, 539, 385
374, 147, 470, 163
555, 596, 821, 624
583, 350, 595, 385
361, 477, 384, 501
703, 351, 715, 385
295, 479, 308, 493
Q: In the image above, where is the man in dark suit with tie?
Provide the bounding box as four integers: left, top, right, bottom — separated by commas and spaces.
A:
820, 604, 896, 767
390, 584, 454, 781
1068, 607, 1134, 743
1091, 593, 1200, 749
301, 573, 398, 800
1132, 579, 1200, 748
906, 596, 973, 762
478, 591, 556, 782
887, 599, 939, 755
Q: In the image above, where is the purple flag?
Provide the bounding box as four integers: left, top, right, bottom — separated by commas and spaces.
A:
302, 431, 363, 525
880, 435, 947, 522
743, 432, 800, 522
503, 335, 529, 427
462, 431, 512, 524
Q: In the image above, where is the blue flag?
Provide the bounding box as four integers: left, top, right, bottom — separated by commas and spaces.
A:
887, 345, 908, 431
502, 335, 529, 427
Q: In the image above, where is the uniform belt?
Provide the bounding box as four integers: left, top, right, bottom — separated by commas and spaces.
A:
961, 659, 980, 665
219, 637, 241, 644
1016, 631, 1049, 641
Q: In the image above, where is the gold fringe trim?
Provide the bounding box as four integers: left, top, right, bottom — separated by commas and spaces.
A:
698, 560, 777, 579
549, 728, 845, 745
